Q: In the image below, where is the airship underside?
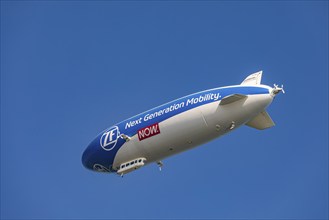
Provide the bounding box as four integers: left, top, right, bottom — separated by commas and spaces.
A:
82, 71, 284, 176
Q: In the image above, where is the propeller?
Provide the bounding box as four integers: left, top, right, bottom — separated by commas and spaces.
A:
272, 84, 285, 95
278, 84, 285, 94
274, 84, 286, 94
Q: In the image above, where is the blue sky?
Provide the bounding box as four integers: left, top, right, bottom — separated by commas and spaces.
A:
1, 1, 328, 219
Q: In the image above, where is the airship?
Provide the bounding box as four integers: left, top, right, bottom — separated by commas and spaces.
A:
82, 71, 284, 176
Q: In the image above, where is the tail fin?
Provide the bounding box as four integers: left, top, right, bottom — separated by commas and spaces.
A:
241, 71, 262, 85
246, 111, 275, 130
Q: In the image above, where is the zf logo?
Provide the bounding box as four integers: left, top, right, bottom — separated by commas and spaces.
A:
100, 126, 120, 151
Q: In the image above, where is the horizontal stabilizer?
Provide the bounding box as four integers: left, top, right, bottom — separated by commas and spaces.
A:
246, 111, 275, 130
241, 71, 262, 85
219, 94, 247, 105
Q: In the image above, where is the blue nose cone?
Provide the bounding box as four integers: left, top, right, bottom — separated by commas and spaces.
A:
82, 128, 124, 173
82, 143, 95, 170
82, 136, 114, 173
82, 135, 102, 171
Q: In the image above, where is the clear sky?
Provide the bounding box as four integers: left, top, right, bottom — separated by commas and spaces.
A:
1, 1, 328, 219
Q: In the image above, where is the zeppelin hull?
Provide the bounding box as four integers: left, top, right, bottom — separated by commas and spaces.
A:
113, 94, 272, 170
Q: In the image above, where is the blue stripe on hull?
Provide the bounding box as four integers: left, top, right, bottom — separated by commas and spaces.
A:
118, 86, 269, 135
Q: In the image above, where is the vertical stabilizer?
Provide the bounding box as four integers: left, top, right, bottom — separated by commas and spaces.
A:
241, 71, 262, 85
246, 111, 275, 130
